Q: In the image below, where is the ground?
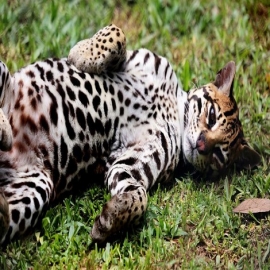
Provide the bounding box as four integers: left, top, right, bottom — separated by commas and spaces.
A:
0, 0, 269, 269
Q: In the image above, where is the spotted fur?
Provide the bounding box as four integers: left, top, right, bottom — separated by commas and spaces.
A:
0, 25, 260, 244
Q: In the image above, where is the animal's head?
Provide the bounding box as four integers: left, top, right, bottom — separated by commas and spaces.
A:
182, 61, 261, 175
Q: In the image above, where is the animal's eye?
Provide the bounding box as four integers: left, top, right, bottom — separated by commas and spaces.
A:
208, 105, 216, 128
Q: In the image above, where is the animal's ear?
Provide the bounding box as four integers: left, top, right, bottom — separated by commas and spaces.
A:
214, 61, 236, 97
235, 141, 261, 169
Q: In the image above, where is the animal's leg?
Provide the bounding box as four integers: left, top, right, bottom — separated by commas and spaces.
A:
0, 170, 53, 244
68, 24, 126, 74
91, 141, 168, 242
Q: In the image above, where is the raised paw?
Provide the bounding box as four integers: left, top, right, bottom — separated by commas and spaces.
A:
67, 24, 126, 74
91, 187, 147, 243
0, 191, 9, 243
0, 108, 13, 151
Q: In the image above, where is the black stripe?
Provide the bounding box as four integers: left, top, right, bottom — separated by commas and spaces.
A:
36, 186, 47, 202
114, 157, 137, 166
214, 147, 225, 163
60, 136, 68, 168
160, 131, 169, 166
224, 102, 237, 117
154, 53, 161, 74
143, 162, 154, 187
144, 52, 150, 64
153, 151, 161, 170
197, 98, 202, 114
164, 62, 170, 78
126, 50, 139, 65
46, 87, 58, 126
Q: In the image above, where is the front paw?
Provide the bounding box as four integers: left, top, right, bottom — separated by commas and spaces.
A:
91, 188, 147, 243
0, 192, 10, 243
91, 195, 120, 243
0, 109, 12, 151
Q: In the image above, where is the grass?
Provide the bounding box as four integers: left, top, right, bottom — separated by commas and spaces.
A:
0, 0, 269, 269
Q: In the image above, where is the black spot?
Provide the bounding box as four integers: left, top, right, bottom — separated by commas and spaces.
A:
22, 197, 31, 205
25, 207, 31, 219
31, 81, 40, 92
70, 76, 80, 87
109, 84, 115, 95
117, 90, 123, 103
103, 80, 108, 92
40, 115, 49, 133
95, 118, 105, 136
11, 209, 20, 224
57, 62, 64, 72
93, 95, 101, 111
95, 80, 102, 95
87, 113, 95, 136
85, 81, 93, 94
123, 100, 130, 109
104, 101, 108, 117
46, 71, 53, 82
111, 98, 116, 111
28, 88, 34, 96
66, 86, 76, 101
78, 91, 89, 107
117, 41, 122, 50
30, 98, 37, 110
76, 107, 86, 129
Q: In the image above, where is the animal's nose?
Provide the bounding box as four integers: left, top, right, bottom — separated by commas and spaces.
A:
196, 132, 208, 155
